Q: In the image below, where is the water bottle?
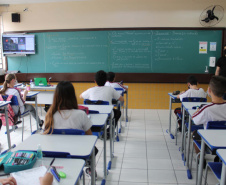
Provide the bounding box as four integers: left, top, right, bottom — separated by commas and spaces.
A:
30, 79, 34, 87
37, 144, 43, 160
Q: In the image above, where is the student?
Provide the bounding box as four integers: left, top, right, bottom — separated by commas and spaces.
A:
0, 176, 17, 185
176, 75, 206, 101
44, 81, 97, 178
215, 45, 226, 77
192, 76, 226, 156
39, 173, 53, 185
80, 70, 124, 137
0, 74, 43, 127
105, 72, 128, 92
174, 75, 207, 131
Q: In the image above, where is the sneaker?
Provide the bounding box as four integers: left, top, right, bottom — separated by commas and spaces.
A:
85, 167, 97, 179
39, 120, 44, 128
100, 133, 110, 140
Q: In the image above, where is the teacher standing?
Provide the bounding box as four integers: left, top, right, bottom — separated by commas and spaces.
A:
215, 45, 226, 77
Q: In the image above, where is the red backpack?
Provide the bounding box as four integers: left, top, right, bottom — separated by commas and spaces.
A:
0, 95, 17, 126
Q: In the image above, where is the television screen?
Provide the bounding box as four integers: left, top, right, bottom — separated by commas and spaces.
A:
2, 34, 35, 55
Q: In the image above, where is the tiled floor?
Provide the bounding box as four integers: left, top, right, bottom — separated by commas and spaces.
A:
0, 108, 219, 185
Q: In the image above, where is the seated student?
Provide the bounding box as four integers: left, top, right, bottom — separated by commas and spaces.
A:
174, 75, 207, 131
192, 76, 226, 155
44, 81, 97, 178
80, 70, 124, 138
0, 74, 43, 127
105, 72, 128, 92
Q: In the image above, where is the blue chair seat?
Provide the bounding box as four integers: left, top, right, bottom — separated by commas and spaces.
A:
207, 162, 222, 180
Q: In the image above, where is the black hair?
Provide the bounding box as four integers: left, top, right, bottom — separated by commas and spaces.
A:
209, 75, 226, 97
95, 70, 107, 86
107, 72, 115, 82
187, 75, 198, 85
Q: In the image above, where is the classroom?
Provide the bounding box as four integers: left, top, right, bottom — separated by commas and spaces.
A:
0, 0, 226, 184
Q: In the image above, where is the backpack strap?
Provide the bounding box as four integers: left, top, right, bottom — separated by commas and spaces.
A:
6, 95, 13, 102
0, 95, 3, 101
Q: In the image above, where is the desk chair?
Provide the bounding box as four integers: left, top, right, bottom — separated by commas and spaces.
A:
83, 99, 116, 140
176, 97, 207, 145
114, 87, 125, 131
190, 121, 226, 183
1, 95, 32, 142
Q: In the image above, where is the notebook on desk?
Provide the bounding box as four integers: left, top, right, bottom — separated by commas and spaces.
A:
34, 78, 48, 86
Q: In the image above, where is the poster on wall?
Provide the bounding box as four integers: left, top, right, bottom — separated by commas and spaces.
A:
199, 41, 208, 54
210, 42, 217, 51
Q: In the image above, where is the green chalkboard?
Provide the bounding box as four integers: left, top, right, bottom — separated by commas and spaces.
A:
7, 30, 222, 73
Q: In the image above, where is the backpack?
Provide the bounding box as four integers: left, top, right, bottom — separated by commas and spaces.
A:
0, 95, 18, 126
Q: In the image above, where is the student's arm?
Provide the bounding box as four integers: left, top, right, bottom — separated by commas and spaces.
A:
119, 96, 124, 102
0, 177, 17, 185
215, 66, 220, 76
22, 90, 28, 101
80, 89, 90, 99
39, 172, 53, 185
85, 128, 93, 135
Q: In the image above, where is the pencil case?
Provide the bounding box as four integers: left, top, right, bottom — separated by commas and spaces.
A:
0, 151, 37, 174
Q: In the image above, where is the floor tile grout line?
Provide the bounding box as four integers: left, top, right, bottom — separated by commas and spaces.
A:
157, 109, 179, 184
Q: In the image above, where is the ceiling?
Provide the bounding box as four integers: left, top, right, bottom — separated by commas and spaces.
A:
0, 0, 89, 5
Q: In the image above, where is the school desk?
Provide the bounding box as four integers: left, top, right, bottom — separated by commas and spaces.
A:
180, 102, 211, 159
11, 134, 97, 185
24, 91, 40, 130
89, 113, 108, 184
21, 158, 85, 185
18, 84, 56, 105
181, 102, 211, 179
167, 93, 181, 139
82, 104, 114, 168
0, 101, 12, 149
216, 149, 226, 185
197, 130, 226, 185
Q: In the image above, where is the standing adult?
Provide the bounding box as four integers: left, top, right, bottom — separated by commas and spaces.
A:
215, 45, 226, 77
215, 45, 226, 99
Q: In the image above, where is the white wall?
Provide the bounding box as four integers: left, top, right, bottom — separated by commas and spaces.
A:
0, 0, 226, 32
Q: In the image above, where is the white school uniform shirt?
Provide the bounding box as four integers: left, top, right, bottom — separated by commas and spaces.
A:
192, 102, 226, 129
5, 88, 25, 114
53, 109, 92, 132
179, 88, 207, 102
105, 81, 127, 92
81, 86, 120, 105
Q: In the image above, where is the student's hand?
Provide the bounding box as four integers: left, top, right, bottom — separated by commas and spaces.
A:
39, 173, 53, 185
193, 108, 200, 115
0, 176, 17, 185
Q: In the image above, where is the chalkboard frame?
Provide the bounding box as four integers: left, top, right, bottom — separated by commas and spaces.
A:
4, 27, 226, 83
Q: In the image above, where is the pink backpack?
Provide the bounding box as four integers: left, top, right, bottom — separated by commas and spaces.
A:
0, 95, 17, 126
78, 105, 89, 114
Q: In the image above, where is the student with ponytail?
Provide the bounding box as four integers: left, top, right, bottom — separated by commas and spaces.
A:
0, 74, 43, 127
44, 81, 97, 178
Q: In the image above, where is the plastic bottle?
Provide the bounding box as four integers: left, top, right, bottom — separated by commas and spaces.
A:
26, 84, 30, 91
37, 144, 43, 160
30, 79, 34, 87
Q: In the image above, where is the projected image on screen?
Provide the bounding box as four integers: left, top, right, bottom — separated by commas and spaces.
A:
2, 34, 35, 55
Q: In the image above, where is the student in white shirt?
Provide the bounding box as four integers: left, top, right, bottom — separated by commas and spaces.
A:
80, 70, 124, 138
174, 75, 207, 131
192, 75, 226, 155
105, 72, 128, 92
177, 75, 207, 101
0, 74, 43, 127
44, 81, 96, 178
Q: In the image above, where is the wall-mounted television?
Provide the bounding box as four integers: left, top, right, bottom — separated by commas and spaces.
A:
2, 34, 35, 55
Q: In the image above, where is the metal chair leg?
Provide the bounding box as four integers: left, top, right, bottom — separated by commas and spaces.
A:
22, 118, 24, 142
204, 163, 209, 185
